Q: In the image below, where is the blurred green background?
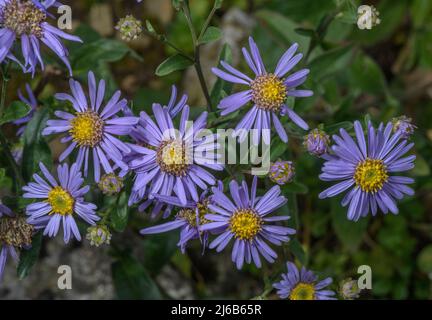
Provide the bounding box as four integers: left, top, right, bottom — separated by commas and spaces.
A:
1, 0, 431, 299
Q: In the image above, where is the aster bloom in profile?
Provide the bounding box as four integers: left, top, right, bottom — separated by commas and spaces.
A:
0, 205, 34, 282
201, 176, 295, 269
273, 262, 336, 300
127, 103, 222, 215
23, 162, 100, 243
42, 71, 138, 182
212, 37, 311, 144
319, 120, 416, 221
140, 184, 223, 253
0, 0, 82, 75
13, 83, 38, 136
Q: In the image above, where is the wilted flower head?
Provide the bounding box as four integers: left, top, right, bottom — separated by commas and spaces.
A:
273, 262, 336, 300
392, 116, 416, 139
339, 278, 361, 300
86, 225, 112, 247
0, 207, 33, 282
0, 0, 82, 75
269, 160, 295, 185
98, 173, 123, 195
304, 128, 330, 156
115, 15, 143, 41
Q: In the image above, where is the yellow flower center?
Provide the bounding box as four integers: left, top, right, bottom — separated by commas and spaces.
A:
289, 283, 316, 300
177, 202, 210, 229
156, 139, 190, 176
47, 186, 74, 216
354, 158, 388, 193
229, 209, 262, 241
3, 0, 46, 38
69, 111, 104, 147
251, 74, 287, 111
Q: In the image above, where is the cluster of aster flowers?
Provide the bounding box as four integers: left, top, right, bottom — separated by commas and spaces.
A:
0, 0, 419, 301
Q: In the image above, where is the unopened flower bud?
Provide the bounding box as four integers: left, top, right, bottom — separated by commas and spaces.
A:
86, 225, 112, 247
115, 15, 143, 41
269, 160, 295, 185
304, 128, 330, 156
340, 278, 361, 300
98, 173, 123, 195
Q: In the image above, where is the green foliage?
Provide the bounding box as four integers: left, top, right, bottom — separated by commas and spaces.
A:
0, 101, 31, 125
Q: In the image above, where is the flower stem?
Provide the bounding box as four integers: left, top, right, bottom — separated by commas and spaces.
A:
0, 66, 25, 191
181, 0, 213, 112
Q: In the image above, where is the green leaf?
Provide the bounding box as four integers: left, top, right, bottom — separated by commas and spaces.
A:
110, 192, 129, 232
412, 154, 430, 176
349, 53, 387, 95
282, 181, 309, 194
418, 245, 432, 274
331, 199, 368, 252
200, 26, 222, 44
112, 254, 162, 299
309, 45, 352, 80
325, 121, 354, 134
22, 108, 52, 181
145, 19, 156, 33
71, 39, 141, 72
155, 54, 194, 76
17, 232, 43, 279
288, 238, 307, 265
0, 101, 31, 125
210, 44, 233, 107
142, 232, 179, 274
255, 10, 309, 52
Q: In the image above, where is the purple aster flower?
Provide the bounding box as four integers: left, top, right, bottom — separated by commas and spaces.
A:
23, 162, 100, 243
212, 36, 311, 144
273, 262, 336, 300
13, 83, 38, 136
319, 120, 416, 221
0, 0, 82, 76
0, 204, 33, 282
42, 71, 138, 182
304, 128, 330, 157
140, 183, 223, 253
392, 115, 416, 139
269, 160, 295, 185
127, 102, 223, 215
201, 176, 295, 269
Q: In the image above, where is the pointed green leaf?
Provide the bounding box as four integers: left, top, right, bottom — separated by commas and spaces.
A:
155, 54, 194, 76
0, 101, 31, 125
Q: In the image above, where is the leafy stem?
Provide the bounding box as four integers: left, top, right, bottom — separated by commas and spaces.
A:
181, 0, 213, 112
0, 65, 25, 190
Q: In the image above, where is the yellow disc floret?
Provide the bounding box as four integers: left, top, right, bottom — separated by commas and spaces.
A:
354, 158, 388, 193
47, 186, 74, 216
289, 283, 316, 300
157, 139, 190, 176
69, 111, 104, 147
251, 74, 287, 111
3, 0, 46, 38
229, 208, 262, 241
